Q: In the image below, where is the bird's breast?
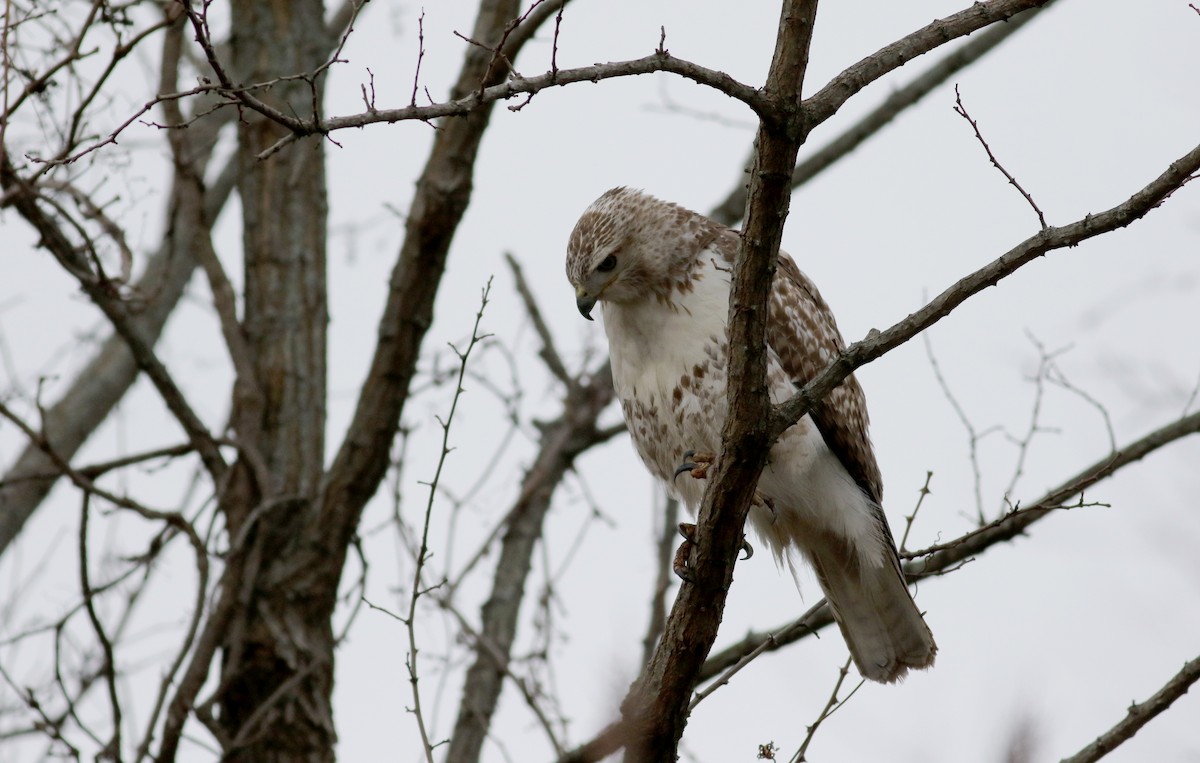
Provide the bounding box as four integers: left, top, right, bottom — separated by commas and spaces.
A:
601, 275, 731, 487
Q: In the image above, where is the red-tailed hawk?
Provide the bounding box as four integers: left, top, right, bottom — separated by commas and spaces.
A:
565, 187, 936, 683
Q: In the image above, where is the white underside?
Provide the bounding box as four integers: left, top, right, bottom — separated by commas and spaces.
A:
602, 251, 888, 571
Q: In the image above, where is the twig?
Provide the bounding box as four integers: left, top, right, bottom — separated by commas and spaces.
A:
790, 658, 862, 763
689, 600, 825, 712
1043, 359, 1117, 454
898, 471, 933, 553
437, 595, 566, 757
1059, 654, 1200, 763
406, 279, 493, 762
954, 84, 1048, 229
0, 156, 228, 482
709, 0, 1056, 225
550, 1, 564, 79
923, 331, 989, 523
410, 9, 425, 108
770, 138, 1200, 442
641, 494, 680, 668
995, 333, 1063, 516
505, 252, 570, 385
78, 492, 123, 759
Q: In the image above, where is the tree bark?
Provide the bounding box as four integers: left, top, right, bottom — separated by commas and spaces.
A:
216, 0, 334, 759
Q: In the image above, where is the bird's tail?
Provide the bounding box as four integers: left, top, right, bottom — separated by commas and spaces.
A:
803, 530, 936, 683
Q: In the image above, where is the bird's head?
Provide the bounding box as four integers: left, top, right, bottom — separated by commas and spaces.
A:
565, 187, 710, 320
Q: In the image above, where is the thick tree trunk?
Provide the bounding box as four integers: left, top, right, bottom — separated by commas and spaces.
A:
218, 1, 333, 759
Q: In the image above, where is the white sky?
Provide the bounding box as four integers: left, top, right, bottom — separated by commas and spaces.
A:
2, 1, 1199, 761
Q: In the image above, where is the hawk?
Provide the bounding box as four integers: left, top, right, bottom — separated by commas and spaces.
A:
565, 187, 936, 683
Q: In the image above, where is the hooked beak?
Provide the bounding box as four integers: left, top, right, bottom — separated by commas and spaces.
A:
575, 288, 596, 321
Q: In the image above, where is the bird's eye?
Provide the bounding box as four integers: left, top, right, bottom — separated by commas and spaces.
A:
597, 255, 617, 273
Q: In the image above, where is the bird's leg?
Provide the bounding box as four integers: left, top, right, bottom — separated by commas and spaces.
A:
671, 521, 755, 583
752, 491, 777, 522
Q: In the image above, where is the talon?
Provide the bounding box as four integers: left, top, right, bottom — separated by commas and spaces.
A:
673, 460, 697, 482
673, 450, 715, 482
740, 537, 754, 561
673, 522, 697, 581
752, 490, 776, 518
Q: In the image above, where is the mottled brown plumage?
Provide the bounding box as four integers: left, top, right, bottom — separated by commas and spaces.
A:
566, 188, 936, 683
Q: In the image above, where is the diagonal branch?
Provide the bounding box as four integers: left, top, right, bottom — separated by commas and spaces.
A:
443, 359, 614, 763
506, 252, 570, 386
696, 406, 1200, 682
802, 0, 1052, 129
0, 0, 366, 557
317, 0, 573, 561
709, 0, 1055, 226
770, 139, 1200, 442
1059, 654, 1200, 763
0, 153, 228, 483
620, 3, 821, 761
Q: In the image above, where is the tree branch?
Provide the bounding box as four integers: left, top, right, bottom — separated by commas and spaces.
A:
257, 52, 767, 159
709, 0, 1055, 226
802, 0, 1053, 129
620, 2, 820, 760
317, 0, 570, 565
769, 139, 1200, 442
696, 406, 1200, 682
1060, 654, 1200, 763
444, 358, 615, 763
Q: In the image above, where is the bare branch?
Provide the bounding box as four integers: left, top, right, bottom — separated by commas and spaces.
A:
1059, 654, 1200, 763
690, 406, 1200, 684
641, 495, 680, 668
505, 252, 570, 386
791, 658, 861, 763
77, 492, 122, 758
0, 152, 228, 482
407, 280, 493, 763
898, 471, 933, 554
954, 85, 1048, 229
621, 2, 821, 760
444, 357, 615, 763
257, 53, 767, 159
710, 0, 1055, 225
803, 0, 1053, 128
770, 139, 1200, 441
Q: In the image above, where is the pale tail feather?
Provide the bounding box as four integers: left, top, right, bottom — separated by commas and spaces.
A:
805, 537, 937, 683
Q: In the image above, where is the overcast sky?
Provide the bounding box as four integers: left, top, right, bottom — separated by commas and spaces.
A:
3, 1, 1199, 761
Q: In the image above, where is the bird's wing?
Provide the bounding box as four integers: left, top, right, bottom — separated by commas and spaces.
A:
767, 254, 884, 505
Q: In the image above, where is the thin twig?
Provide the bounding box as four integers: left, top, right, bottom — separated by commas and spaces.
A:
406, 279, 494, 762
689, 600, 825, 712
790, 658, 862, 763
437, 595, 566, 757
898, 471, 933, 553
78, 492, 122, 759
641, 494, 680, 668
410, 9, 426, 108
709, 0, 1055, 225
505, 252, 570, 385
923, 331, 988, 523
954, 84, 1048, 229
